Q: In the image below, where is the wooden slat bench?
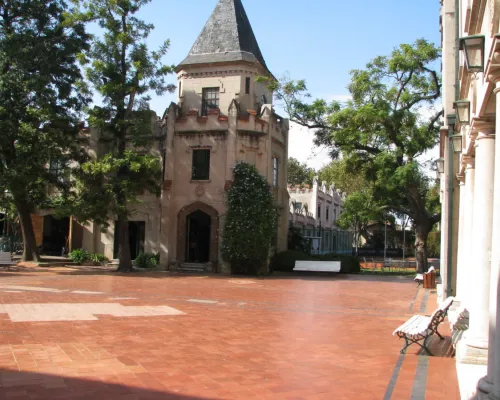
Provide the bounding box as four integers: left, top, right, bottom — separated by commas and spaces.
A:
0, 252, 15, 270
393, 296, 454, 355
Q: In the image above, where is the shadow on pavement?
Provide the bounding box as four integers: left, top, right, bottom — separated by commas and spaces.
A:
0, 368, 217, 400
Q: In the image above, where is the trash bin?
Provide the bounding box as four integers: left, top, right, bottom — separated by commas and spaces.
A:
423, 271, 436, 289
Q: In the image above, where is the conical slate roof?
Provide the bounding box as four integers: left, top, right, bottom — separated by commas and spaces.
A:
179, 0, 268, 69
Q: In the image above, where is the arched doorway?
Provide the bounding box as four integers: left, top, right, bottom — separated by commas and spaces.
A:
177, 202, 219, 266
186, 210, 211, 263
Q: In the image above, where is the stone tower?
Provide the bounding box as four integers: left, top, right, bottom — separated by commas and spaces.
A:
160, 0, 289, 273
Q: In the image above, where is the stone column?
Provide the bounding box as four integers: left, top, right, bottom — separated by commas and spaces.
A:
487, 85, 500, 400
461, 155, 475, 312
463, 129, 495, 360
455, 174, 467, 299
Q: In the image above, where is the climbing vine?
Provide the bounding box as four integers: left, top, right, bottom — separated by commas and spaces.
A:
221, 162, 278, 274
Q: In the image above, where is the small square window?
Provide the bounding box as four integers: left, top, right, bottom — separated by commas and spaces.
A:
192, 149, 210, 180
245, 77, 251, 95
202, 87, 220, 116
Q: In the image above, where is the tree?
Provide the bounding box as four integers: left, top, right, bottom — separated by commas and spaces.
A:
318, 159, 368, 195
337, 189, 383, 255
287, 157, 315, 186
221, 162, 278, 275
68, 0, 175, 272
260, 39, 442, 273
0, 0, 89, 261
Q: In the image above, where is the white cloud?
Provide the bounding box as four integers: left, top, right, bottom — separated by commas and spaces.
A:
287, 93, 351, 171
288, 122, 331, 170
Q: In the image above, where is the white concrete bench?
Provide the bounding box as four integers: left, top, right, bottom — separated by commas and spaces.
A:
294, 261, 341, 273
0, 252, 15, 270
393, 296, 454, 355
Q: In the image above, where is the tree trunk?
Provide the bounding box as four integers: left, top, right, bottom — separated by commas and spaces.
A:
415, 222, 431, 274
116, 214, 133, 272
13, 195, 40, 262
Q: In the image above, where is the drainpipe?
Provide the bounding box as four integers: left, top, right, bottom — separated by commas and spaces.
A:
446, 114, 456, 297
443, 0, 461, 297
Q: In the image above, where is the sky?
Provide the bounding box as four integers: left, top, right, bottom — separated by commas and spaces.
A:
119, 0, 442, 170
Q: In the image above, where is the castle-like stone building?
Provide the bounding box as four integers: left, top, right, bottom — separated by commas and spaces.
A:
288, 179, 353, 255
71, 0, 289, 272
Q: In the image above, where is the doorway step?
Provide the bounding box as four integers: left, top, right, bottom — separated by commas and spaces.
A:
178, 263, 212, 273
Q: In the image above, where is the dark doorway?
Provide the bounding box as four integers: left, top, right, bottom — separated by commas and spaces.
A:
41, 216, 70, 255
114, 221, 145, 260
185, 211, 211, 263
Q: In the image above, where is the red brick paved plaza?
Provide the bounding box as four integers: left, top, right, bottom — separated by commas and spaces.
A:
0, 268, 460, 399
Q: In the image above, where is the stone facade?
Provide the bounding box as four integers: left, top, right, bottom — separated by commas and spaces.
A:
440, 0, 500, 398
288, 178, 353, 255
73, 0, 289, 273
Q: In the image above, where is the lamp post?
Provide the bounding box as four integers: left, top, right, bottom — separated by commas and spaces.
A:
459, 35, 486, 74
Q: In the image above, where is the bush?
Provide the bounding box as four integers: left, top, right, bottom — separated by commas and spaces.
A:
287, 226, 311, 254
271, 250, 361, 273
89, 253, 109, 265
135, 252, 159, 269
315, 253, 361, 273
221, 162, 278, 275
270, 250, 315, 272
68, 249, 90, 264
427, 231, 441, 258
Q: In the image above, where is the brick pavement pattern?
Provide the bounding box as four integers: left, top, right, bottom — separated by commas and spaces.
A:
0, 268, 460, 399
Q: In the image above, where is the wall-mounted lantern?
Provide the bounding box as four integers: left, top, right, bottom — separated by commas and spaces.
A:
450, 134, 463, 154
436, 158, 445, 174
454, 100, 471, 125
460, 35, 486, 74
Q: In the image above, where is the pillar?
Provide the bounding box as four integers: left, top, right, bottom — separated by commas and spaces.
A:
461, 155, 475, 311
486, 85, 500, 400
463, 129, 495, 361
455, 174, 467, 299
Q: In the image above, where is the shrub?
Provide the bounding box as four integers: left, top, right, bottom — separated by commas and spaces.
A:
89, 253, 109, 265
315, 253, 361, 273
135, 252, 159, 269
270, 250, 316, 272
221, 162, 278, 275
287, 226, 311, 254
427, 231, 441, 258
68, 249, 90, 264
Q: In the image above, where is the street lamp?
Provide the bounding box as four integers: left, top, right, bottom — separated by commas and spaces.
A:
454, 100, 471, 125
450, 134, 463, 154
460, 35, 486, 74
436, 158, 445, 174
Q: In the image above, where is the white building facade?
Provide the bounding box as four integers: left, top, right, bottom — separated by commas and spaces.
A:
440, 0, 500, 398
288, 179, 353, 255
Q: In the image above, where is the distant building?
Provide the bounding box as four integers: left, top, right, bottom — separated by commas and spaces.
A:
288, 178, 353, 255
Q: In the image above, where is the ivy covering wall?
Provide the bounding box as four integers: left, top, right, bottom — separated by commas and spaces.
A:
221, 162, 278, 274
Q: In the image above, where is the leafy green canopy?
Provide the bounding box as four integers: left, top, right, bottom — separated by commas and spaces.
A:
259, 39, 442, 272
287, 157, 315, 186
0, 0, 89, 204
221, 163, 278, 275
0, 0, 90, 260
65, 0, 175, 226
